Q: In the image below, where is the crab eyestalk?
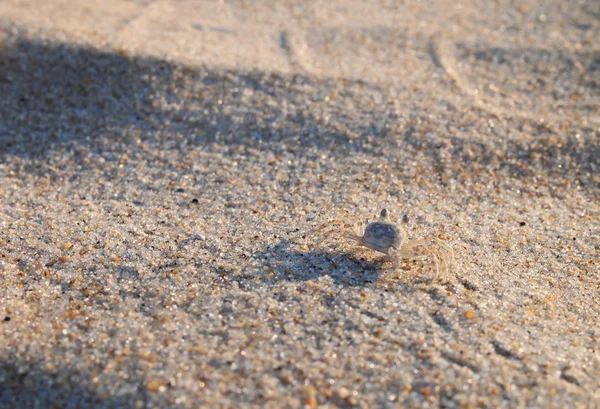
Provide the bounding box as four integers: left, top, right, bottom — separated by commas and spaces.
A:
380, 209, 388, 220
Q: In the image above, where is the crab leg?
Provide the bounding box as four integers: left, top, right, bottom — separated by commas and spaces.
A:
432, 238, 457, 275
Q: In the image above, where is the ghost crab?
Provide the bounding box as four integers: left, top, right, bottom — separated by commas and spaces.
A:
312, 209, 457, 281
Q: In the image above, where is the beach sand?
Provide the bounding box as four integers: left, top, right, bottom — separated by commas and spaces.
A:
1, 1, 599, 408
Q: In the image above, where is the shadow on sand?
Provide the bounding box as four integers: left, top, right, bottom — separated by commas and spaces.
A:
0, 359, 185, 409
251, 239, 439, 290
0, 29, 598, 196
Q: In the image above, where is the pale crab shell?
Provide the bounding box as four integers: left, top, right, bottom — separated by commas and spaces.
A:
359, 221, 404, 255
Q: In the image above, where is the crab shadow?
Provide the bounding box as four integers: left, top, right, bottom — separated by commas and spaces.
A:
252, 240, 433, 288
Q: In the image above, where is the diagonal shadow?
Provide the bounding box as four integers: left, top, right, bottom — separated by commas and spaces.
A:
1, 28, 598, 196
0, 31, 394, 163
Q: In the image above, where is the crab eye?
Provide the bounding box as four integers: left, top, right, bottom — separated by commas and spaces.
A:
380, 209, 388, 218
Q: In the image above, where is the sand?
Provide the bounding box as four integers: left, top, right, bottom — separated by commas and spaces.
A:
0, 1, 599, 408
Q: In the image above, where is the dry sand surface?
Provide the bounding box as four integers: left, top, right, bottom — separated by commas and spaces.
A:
1, 1, 599, 408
